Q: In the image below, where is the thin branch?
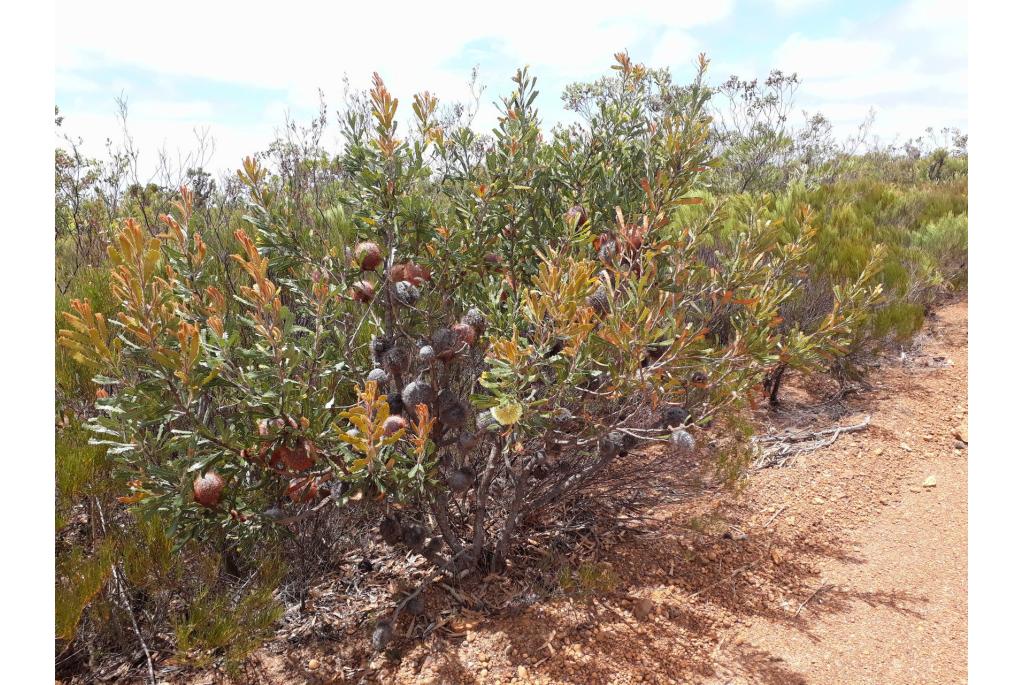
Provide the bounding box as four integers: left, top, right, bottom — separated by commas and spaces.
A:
794, 581, 833, 617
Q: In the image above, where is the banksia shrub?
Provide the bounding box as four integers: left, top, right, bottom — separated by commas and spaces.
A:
58, 54, 886, 601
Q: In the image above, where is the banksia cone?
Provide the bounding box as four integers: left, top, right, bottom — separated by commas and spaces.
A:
598, 430, 636, 459
382, 414, 408, 436
476, 410, 499, 432
402, 381, 436, 413
402, 522, 426, 550
438, 396, 468, 429
389, 261, 431, 286
448, 466, 475, 493
382, 345, 409, 376
431, 327, 460, 361
669, 427, 696, 455
405, 594, 426, 615
371, 619, 393, 651
276, 439, 316, 472
586, 288, 610, 316
351, 280, 375, 303
371, 336, 393, 364
394, 280, 421, 305
268, 445, 287, 472
661, 406, 690, 429
193, 471, 225, 508
423, 536, 444, 558
355, 241, 383, 271
451, 322, 476, 347
404, 262, 431, 286
418, 345, 436, 363
380, 514, 403, 546
367, 368, 389, 384
461, 307, 487, 335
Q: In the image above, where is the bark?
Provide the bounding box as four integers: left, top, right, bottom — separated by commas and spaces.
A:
765, 363, 787, 407
468, 443, 501, 568
493, 455, 532, 571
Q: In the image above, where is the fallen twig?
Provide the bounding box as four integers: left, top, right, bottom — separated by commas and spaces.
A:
113, 562, 156, 685
690, 558, 761, 599
274, 495, 335, 525
752, 415, 871, 469
793, 581, 833, 617
95, 497, 156, 685
763, 505, 787, 528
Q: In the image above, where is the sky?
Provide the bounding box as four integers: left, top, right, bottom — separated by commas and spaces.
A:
55, 0, 967, 178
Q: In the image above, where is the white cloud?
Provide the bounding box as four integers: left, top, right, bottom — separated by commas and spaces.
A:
55, 0, 966, 173
55, 71, 99, 93
896, 0, 968, 59
59, 107, 277, 181
131, 100, 215, 121
771, 0, 829, 13
56, 1, 734, 103
55, 0, 736, 173
649, 29, 700, 69
768, 1, 966, 140
898, 0, 967, 31
812, 101, 966, 143
800, 64, 966, 100
775, 35, 893, 80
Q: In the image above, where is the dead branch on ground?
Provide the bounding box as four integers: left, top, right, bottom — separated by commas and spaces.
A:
751, 415, 871, 469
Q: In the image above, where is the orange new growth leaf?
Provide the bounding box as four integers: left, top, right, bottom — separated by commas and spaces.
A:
640, 178, 655, 211
337, 381, 405, 472
232, 229, 283, 342
117, 491, 146, 505
58, 298, 121, 371
410, 404, 435, 458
